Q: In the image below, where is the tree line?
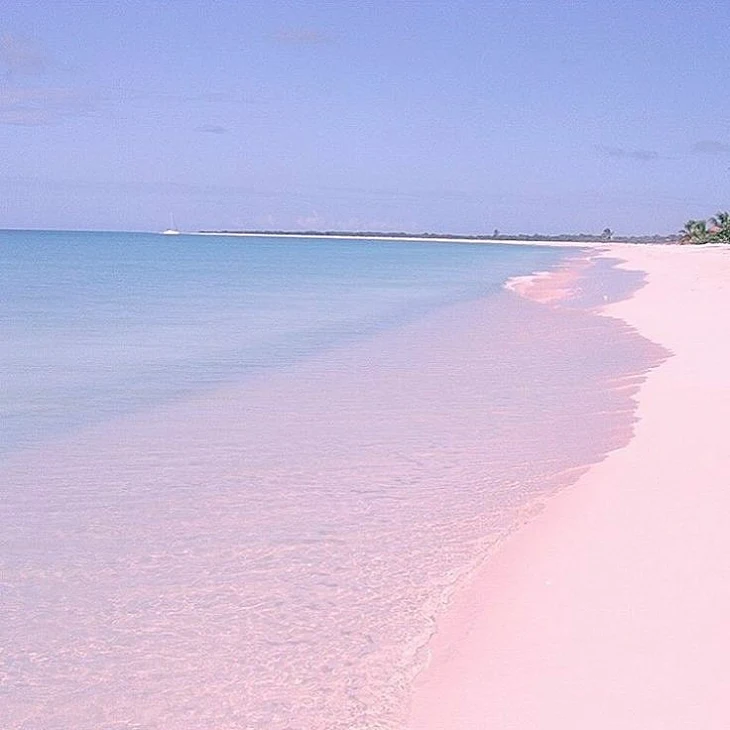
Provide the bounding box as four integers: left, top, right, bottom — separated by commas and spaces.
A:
681, 212, 730, 244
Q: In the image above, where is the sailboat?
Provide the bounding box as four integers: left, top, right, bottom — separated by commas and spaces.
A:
162, 213, 180, 235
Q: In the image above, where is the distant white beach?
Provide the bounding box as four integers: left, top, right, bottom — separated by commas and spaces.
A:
193, 230, 618, 248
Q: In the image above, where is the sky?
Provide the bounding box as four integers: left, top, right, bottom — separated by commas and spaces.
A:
1, 0, 729, 235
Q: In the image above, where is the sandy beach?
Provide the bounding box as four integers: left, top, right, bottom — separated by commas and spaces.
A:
409, 244, 730, 729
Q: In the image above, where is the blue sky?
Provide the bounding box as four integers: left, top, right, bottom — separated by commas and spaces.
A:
2, 0, 729, 235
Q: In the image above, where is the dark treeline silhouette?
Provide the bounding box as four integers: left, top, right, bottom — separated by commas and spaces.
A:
203, 229, 681, 244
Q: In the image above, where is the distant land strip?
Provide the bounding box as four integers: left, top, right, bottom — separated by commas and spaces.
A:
199, 230, 680, 244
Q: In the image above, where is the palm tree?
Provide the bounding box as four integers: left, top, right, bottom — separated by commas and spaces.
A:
681, 219, 710, 244
710, 211, 730, 242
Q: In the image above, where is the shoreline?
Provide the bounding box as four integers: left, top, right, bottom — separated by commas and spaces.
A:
504, 253, 597, 304
409, 243, 730, 728
193, 231, 616, 247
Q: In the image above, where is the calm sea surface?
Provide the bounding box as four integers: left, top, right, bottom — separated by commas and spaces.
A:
1, 231, 663, 729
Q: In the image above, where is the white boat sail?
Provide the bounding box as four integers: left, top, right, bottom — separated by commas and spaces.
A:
162, 213, 180, 235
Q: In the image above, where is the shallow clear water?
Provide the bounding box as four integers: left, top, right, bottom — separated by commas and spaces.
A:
2, 230, 569, 455
0, 231, 664, 729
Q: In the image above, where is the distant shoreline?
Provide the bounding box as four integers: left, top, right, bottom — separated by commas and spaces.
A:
196, 230, 680, 246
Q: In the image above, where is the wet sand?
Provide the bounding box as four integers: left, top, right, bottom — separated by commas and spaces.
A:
409, 244, 730, 729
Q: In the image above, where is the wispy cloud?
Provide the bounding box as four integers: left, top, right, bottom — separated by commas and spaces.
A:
122, 90, 255, 108
0, 87, 95, 126
195, 124, 229, 134
274, 29, 330, 45
0, 34, 46, 78
296, 212, 324, 227
131, 90, 231, 103
596, 145, 659, 161
691, 140, 730, 156
0, 34, 99, 126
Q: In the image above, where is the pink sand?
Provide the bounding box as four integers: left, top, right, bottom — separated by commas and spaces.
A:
409, 244, 730, 729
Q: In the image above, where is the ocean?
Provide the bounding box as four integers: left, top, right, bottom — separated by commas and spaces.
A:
0, 230, 663, 729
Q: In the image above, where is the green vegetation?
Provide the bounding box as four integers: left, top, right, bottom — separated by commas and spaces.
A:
681, 212, 730, 244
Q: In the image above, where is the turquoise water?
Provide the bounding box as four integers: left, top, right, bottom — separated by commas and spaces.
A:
2, 230, 569, 455
0, 231, 664, 730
